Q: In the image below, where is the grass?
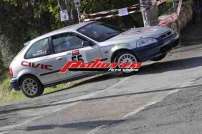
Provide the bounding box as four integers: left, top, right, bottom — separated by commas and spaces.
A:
0, 72, 25, 105
0, 73, 71, 105
0, 71, 68, 105
0, 69, 106, 106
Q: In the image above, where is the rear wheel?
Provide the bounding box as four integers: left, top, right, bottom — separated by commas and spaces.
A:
20, 76, 44, 98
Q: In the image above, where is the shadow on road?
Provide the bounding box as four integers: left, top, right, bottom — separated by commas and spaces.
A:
44, 73, 118, 96
139, 56, 202, 75
14, 120, 124, 132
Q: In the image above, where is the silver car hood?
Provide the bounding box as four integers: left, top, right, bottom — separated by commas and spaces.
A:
100, 26, 171, 46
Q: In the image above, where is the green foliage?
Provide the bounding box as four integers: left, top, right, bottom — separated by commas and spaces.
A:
81, 0, 138, 13
0, 1, 65, 104
158, 0, 174, 16
0, 0, 63, 54
0, 72, 25, 105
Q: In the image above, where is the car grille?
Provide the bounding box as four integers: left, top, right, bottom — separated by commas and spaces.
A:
158, 31, 172, 41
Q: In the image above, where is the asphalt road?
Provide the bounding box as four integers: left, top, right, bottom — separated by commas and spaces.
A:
1, 43, 202, 134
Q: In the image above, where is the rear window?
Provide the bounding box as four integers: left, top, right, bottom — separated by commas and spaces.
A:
25, 38, 51, 59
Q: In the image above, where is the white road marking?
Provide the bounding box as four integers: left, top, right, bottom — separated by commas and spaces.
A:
0, 132, 7, 134
85, 88, 181, 134
85, 79, 197, 134
123, 80, 195, 119
87, 125, 106, 134
123, 89, 180, 119
179, 81, 194, 88
123, 101, 159, 119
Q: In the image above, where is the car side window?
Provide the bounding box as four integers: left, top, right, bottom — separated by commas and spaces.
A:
25, 38, 50, 59
52, 33, 85, 54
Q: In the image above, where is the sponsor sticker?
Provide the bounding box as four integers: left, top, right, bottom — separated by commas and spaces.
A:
60, 59, 142, 73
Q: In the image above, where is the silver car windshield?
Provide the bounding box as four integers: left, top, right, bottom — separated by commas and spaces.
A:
77, 22, 123, 42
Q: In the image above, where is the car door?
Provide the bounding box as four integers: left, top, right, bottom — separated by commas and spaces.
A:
70, 32, 102, 65
50, 32, 102, 81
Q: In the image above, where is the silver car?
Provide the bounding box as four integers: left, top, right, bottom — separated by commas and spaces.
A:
9, 21, 179, 97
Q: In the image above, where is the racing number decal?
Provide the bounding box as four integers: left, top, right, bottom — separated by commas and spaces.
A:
72, 50, 84, 62
72, 55, 84, 61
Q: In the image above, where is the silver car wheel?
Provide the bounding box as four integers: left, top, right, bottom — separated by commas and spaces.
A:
117, 53, 138, 73
22, 78, 39, 96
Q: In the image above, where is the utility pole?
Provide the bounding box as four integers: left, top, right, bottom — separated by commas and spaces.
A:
74, 0, 81, 23
57, 0, 62, 10
76, 7, 81, 22
139, 0, 150, 26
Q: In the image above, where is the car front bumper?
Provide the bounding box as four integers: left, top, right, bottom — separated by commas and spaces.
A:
133, 34, 179, 62
10, 78, 20, 91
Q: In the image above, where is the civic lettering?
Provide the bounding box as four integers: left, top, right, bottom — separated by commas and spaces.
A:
21, 61, 53, 71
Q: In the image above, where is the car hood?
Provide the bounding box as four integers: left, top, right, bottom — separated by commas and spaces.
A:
100, 26, 171, 45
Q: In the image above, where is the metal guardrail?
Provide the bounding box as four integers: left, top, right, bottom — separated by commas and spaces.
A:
83, 4, 140, 21
82, 0, 168, 21
157, 0, 167, 6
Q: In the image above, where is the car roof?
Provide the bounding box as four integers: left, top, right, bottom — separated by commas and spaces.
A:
29, 21, 93, 44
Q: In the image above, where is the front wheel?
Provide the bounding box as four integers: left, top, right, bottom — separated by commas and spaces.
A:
114, 51, 139, 74
20, 76, 44, 98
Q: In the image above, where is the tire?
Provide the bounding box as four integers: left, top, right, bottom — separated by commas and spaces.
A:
20, 75, 44, 98
151, 53, 167, 61
113, 51, 139, 74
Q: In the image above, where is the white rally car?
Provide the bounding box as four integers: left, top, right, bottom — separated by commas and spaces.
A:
9, 21, 179, 97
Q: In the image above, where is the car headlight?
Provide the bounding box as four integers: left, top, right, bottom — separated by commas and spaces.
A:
136, 37, 157, 48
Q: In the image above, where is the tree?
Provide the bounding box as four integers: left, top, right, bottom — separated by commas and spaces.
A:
0, 0, 62, 67
81, 0, 138, 13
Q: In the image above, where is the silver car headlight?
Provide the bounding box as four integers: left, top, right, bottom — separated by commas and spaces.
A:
136, 37, 158, 48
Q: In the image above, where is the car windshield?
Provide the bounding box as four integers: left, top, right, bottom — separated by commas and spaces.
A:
77, 22, 123, 42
